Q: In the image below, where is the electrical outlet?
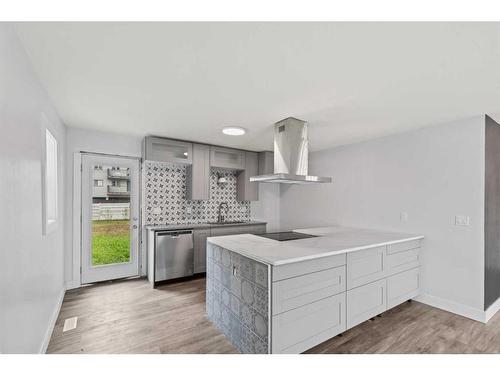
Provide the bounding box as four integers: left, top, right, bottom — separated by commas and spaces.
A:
240, 206, 247, 213
400, 212, 408, 222
153, 207, 161, 215
186, 206, 193, 214
455, 215, 470, 226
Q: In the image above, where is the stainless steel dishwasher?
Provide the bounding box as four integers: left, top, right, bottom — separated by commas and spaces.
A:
155, 230, 194, 282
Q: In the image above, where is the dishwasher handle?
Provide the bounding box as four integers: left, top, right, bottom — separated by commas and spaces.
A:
156, 230, 193, 238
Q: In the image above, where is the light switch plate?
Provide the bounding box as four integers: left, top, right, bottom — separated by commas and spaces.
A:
455, 215, 470, 226
400, 212, 408, 222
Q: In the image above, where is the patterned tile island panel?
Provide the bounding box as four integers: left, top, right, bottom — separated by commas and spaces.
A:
206, 241, 270, 354
144, 162, 251, 225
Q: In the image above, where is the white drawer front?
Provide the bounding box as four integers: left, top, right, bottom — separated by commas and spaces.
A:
346, 246, 386, 289
273, 254, 346, 282
386, 248, 420, 276
272, 266, 345, 315
387, 267, 420, 309
347, 278, 386, 329
272, 293, 346, 354
387, 239, 421, 255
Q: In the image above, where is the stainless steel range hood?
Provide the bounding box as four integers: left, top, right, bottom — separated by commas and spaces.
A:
250, 117, 332, 184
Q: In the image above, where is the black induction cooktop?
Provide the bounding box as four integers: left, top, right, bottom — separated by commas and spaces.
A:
255, 231, 318, 242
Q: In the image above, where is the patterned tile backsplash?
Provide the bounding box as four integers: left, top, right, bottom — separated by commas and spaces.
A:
144, 162, 251, 225
206, 242, 269, 354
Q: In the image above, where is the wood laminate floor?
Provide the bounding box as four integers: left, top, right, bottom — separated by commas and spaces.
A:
47, 277, 500, 354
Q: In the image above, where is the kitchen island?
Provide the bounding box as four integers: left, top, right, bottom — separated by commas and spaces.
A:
205, 226, 424, 354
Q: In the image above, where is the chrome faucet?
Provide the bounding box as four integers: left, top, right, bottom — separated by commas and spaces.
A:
218, 202, 229, 223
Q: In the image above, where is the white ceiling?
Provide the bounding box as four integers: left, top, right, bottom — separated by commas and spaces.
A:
14, 22, 500, 151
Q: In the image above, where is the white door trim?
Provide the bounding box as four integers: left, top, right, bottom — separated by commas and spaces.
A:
68, 152, 82, 290
69, 152, 144, 290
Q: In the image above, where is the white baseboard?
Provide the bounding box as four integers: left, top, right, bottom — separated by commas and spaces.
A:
485, 296, 500, 322
65, 280, 81, 290
414, 293, 486, 323
39, 287, 65, 354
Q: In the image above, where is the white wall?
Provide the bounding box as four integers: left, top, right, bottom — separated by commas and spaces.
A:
280, 116, 486, 316
64, 127, 142, 287
0, 25, 66, 353
251, 184, 281, 232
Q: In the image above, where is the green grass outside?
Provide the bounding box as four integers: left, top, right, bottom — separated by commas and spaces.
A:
92, 219, 130, 266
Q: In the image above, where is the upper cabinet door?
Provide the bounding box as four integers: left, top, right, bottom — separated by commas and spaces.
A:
237, 151, 259, 201
210, 146, 244, 170
144, 136, 193, 164
187, 144, 210, 200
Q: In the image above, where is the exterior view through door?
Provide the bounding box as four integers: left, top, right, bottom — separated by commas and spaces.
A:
81, 154, 140, 284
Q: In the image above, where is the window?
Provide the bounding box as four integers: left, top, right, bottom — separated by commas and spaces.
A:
94, 179, 103, 187
44, 128, 58, 234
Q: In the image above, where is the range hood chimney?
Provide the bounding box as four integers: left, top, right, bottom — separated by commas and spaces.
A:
250, 117, 332, 184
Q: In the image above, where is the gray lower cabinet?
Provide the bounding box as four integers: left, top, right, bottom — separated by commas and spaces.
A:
193, 228, 211, 273
272, 293, 346, 354
346, 278, 387, 329
187, 144, 210, 200
237, 151, 259, 201
210, 224, 266, 237
272, 265, 345, 315
194, 224, 266, 274
206, 238, 422, 353
387, 267, 420, 309
346, 245, 386, 289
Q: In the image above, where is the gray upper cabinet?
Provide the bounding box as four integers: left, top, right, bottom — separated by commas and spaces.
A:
187, 144, 210, 200
210, 146, 245, 170
144, 136, 193, 164
237, 151, 259, 201
258, 151, 274, 175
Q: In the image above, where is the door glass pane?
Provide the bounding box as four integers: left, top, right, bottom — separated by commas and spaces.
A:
91, 164, 131, 266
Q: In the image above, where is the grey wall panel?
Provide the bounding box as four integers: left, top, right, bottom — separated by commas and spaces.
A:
485, 115, 500, 309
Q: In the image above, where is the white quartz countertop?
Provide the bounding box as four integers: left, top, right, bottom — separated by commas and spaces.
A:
207, 226, 424, 266
145, 221, 266, 231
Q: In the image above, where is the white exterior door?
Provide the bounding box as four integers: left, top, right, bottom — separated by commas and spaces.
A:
81, 154, 140, 284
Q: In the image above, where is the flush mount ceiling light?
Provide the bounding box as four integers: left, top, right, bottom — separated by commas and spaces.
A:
222, 126, 246, 136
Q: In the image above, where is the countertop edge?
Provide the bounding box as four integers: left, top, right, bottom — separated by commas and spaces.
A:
145, 221, 267, 231
207, 234, 425, 266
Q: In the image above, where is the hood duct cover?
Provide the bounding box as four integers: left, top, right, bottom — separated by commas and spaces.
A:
250, 117, 332, 184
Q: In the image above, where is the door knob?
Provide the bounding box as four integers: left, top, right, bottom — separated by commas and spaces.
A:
132, 224, 138, 229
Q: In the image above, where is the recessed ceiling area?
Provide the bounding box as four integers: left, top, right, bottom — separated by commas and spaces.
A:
14, 22, 500, 151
